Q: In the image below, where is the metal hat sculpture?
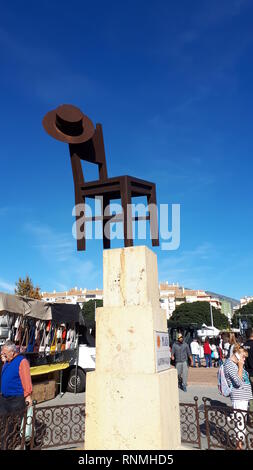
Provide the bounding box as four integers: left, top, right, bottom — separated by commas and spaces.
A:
42, 104, 95, 144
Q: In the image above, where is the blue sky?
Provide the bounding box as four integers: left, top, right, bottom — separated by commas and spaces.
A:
0, 0, 253, 300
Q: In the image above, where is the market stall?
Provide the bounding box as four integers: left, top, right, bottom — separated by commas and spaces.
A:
0, 292, 84, 399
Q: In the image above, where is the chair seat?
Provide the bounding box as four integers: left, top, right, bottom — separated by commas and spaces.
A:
80, 175, 154, 199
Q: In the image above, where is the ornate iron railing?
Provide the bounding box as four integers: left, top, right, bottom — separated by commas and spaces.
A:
0, 403, 85, 450
179, 397, 253, 450
1, 397, 253, 450
0, 410, 27, 450
179, 396, 202, 449
202, 397, 253, 450
30, 403, 85, 449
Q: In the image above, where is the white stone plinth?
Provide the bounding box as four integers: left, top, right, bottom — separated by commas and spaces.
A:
85, 246, 181, 450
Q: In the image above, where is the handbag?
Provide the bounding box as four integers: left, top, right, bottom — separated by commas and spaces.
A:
20, 328, 29, 353
0, 315, 9, 327
9, 325, 15, 341
27, 325, 36, 353
61, 328, 67, 351
33, 332, 41, 353
45, 332, 51, 355
0, 327, 9, 338
65, 329, 71, 350
56, 328, 62, 352
15, 320, 22, 342
14, 316, 21, 329
50, 328, 57, 354
15, 329, 22, 352
44, 322, 53, 355
16, 319, 25, 352
39, 329, 46, 353
70, 328, 76, 350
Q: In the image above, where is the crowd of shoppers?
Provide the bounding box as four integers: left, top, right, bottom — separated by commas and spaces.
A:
189, 336, 223, 368
188, 332, 244, 369
168, 328, 253, 450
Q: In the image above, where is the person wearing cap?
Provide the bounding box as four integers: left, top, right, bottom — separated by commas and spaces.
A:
171, 334, 193, 392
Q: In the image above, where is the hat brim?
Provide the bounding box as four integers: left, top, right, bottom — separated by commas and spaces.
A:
42, 110, 95, 144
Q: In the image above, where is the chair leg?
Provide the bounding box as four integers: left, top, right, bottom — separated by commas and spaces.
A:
101, 195, 111, 249
147, 184, 159, 247
76, 193, 86, 251
120, 178, 133, 248
69, 149, 86, 251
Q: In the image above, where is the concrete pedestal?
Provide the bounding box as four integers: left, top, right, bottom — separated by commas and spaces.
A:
85, 246, 181, 450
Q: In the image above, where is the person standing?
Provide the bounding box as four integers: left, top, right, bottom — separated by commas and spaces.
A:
204, 338, 212, 368
199, 340, 204, 365
217, 341, 223, 366
0, 340, 33, 415
222, 334, 230, 359
244, 328, 253, 417
190, 338, 201, 368
210, 339, 219, 367
224, 344, 252, 449
171, 334, 193, 392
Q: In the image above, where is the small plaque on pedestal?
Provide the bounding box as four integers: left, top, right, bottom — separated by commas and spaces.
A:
155, 331, 170, 372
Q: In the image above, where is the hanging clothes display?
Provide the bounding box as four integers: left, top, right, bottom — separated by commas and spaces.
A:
0, 294, 81, 367
0, 312, 77, 358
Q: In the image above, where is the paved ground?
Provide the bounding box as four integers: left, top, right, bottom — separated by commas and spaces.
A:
40, 366, 227, 407
179, 384, 230, 405
179, 366, 230, 405
188, 365, 219, 386
169, 363, 218, 385
38, 391, 85, 407
41, 385, 230, 410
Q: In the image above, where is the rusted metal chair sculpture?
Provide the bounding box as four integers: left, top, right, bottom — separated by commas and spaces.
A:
43, 104, 159, 250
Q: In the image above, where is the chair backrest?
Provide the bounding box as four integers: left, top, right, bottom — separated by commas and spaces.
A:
69, 124, 108, 183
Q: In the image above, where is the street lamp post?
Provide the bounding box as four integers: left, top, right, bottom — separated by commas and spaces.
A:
210, 302, 214, 329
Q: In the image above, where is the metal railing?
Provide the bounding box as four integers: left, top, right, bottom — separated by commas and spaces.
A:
0, 410, 28, 450
180, 396, 202, 449
1, 397, 253, 450
203, 397, 253, 450
180, 397, 253, 450
0, 402, 85, 450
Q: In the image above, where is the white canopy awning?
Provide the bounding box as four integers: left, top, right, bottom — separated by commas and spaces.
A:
197, 323, 220, 337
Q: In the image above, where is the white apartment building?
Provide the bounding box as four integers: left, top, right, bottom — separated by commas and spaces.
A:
41, 287, 103, 306
42, 283, 230, 321
159, 282, 222, 320
240, 296, 253, 308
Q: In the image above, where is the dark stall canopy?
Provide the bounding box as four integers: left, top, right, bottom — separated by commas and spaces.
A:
0, 292, 83, 324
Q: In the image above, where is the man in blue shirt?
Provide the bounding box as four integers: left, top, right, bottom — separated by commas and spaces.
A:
0, 341, 32, 414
